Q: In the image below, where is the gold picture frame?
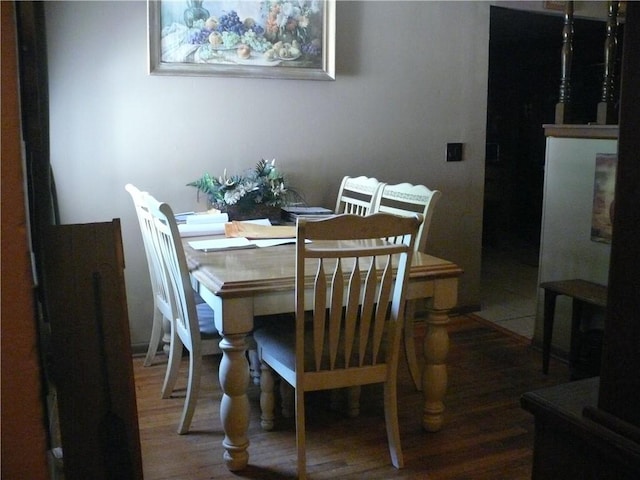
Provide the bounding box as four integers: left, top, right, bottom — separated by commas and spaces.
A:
148, 0, 335, 80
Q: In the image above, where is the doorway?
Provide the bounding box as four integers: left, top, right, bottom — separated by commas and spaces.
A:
480, 6, 611, 338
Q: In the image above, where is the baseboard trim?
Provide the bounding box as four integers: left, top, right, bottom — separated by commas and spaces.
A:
131, 343, 152, 357
467, 313, 533, 345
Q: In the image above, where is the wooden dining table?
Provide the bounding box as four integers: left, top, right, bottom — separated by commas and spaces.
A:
183, 238, 462, 471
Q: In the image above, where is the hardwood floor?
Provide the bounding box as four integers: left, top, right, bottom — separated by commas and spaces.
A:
134, 315, 568, 479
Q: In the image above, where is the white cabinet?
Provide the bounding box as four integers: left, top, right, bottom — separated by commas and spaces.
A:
534, 129, 617, 356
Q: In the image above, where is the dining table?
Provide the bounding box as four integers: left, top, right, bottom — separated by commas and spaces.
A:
183, 237, 462, 471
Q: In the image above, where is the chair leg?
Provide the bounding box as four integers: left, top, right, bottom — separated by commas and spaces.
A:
161, 333, 182, 399
280, 380, 294, 419
383, 379, 404, 469
247, 348, 261, 386
143, 308, 164, 367
295, 387, 307, 480
346, 386, 361, 418
403, 300, 422, 391
259, 360, 275, 431
329, 387, 360, 417
329, 388, 341, 412
177, 350, 201, 435
244, 333, 262, 385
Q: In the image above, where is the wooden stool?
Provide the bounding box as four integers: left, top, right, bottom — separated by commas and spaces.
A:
540, 279, 608, 375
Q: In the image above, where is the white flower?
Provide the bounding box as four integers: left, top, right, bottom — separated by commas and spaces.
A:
271, 182, 286, 197
276, 10, 287, 28
244, 179, 261, 193
297, 15, 309, 28
224, 190, 241, 205
281, 2, 295, 18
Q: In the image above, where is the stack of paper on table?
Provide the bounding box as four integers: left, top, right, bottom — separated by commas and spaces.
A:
224, 221, 296, 239
188, 237, 255, 251
188, 220, 298, 251
177, 212, 229, 237
178, 214, 272, 238
174, 211, 194, 223
185, 212, 229, 224
282, 206, 335, 222
188, 236, 300, 251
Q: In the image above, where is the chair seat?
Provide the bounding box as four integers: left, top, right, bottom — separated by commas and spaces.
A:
196, 303, 218, 338
194, 291, 206, 304
254, 317, 389, 373
253, 321, 296, 369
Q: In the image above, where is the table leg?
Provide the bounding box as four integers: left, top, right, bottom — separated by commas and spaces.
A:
421, 277, 457, 432
542, 291, 559, 374
569, 299, 583, 379
422, 307, 450, 431
218, 333, 250, 471
161, 316, 171, 355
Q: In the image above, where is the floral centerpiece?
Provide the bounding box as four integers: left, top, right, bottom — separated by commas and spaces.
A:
187, 159, 296, 221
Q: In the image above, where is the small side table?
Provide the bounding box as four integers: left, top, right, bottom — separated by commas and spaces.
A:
540, 279, 608, 375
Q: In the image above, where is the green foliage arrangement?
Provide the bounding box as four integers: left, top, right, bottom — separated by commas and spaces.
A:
187, 159, 296, 210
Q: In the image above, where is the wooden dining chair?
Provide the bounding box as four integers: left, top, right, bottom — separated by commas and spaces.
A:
334, 175, 385, 215
125, 183, 172, 367
254, 213, 422, 479
144, 192, 223, 434
371, 182, 442, 391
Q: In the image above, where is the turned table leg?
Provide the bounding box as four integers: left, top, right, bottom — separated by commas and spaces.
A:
422, 307, 450, 431
421, 277, 457, 432
218, 333, 250, 470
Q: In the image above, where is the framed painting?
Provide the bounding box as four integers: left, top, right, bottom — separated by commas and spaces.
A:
148, 0, 335, 80
591, 153, 617, 244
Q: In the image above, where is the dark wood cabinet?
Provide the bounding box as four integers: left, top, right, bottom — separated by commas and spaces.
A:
522, 379, 640, 480
44, 220, 143, 480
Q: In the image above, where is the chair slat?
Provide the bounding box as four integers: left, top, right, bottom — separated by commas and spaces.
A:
372, 257, 394, 364
343, 258, 361, 368
357, 259, 375, 365
328, 259, 344, 369
313, 260, 327, 372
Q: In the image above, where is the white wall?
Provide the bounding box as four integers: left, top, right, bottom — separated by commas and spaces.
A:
46, 1, 490, 348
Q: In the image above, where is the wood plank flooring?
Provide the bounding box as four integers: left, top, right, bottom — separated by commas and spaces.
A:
134, 315, 569, 479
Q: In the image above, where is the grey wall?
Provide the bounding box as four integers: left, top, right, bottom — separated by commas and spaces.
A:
46, 1, 490, 348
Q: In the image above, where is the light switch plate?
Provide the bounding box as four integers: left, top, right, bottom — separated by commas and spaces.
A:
446, 143, 463, 162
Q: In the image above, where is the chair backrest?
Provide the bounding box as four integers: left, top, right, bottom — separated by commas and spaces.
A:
125, 183, 173, 321
334, 176, 385, 215
295, 213, 422, 387
371, 182, 441, 253
144, 193, 202, 355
